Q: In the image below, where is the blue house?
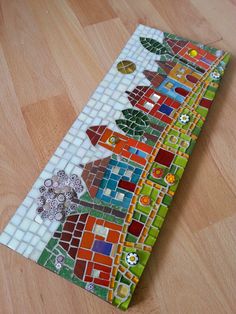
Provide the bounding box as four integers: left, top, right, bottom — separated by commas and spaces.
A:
156, 77, 191, 103
81, 155, 142, 211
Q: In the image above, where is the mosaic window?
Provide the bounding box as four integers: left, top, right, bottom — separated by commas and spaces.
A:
0, 25, 230, 310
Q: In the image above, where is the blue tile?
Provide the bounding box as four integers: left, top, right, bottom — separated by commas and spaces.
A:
107, 180, 117, 190
159, 104, 173, 116
92, 240, 112, 255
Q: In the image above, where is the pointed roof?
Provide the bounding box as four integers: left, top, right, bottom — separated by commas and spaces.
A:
143, 70, 166, 88
81, 156, 111, 198
156, 60, 176, 75
126, 86, 151, 106
164, 38, 188, 54
86, 125, 107, 146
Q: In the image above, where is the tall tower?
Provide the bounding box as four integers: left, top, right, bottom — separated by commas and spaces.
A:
86, 125, 153, 166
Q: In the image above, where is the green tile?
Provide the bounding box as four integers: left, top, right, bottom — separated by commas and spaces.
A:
158, 204, 168, 218
153, 215, 164, 228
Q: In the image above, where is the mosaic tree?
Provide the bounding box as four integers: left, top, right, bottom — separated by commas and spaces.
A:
116, 108, 160, 143
116, 109, 149, 137
36, 170, 84, 222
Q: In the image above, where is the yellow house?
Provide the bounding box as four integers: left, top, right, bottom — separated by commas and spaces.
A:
168, 63, 201, 89
157, 60, 201, 90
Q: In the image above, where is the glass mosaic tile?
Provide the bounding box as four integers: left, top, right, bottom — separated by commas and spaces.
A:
0, 25, 230, 310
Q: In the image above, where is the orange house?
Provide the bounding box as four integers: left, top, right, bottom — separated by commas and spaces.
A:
86, 125, 153, 166
74, 216, 123, 287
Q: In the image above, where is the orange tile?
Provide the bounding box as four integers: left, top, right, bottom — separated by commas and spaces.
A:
107, 230, 120, 243
80, 232, 95, 249
85, 216, 96, 231
95, 235, 105, 241
94, 253, 112, 266
96, 218, 105, 225
136, 142, 153, 153
104, 221, 122, 231
130, 154, 146, 166
77, 248, 93, 260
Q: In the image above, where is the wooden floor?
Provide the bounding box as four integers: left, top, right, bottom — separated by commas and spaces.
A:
0, 1, 235, 313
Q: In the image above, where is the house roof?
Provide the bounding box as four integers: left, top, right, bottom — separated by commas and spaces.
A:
81, 156, 111, 198
156, 60, 176, 75
164, 38, 188, 54
143, 70, 166, 88
125, 86, 151, 106
86, 125, 107, 146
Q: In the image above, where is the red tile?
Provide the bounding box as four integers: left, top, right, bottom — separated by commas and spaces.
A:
155, 148, 174, 167
128, 220, 144, 237
186, 74, 199, 84
59, 241, 69, 252
71, 238, 80, 247
99, 272, 110, 280
161, 115, 172, 124
61, 232, 72, 242
74, 259, 87, 279
175, 87, 189, 97
68, 247, 78, 259
94, 263, 111, 273
76, 222, 86, 231
94, 278, 110, 287
86, 262, 94, 276
74, 230, 82, 238
200, 98, 212, 109
67, 215, 79, 222
63, 222, 76, 232
118, 180, 136, 192
79, 213, 89, 222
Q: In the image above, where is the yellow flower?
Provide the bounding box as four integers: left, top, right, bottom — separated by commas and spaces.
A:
165, 173, 176, 185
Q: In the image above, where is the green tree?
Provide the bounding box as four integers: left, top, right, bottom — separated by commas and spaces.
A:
116, 109, 160, 144
116, 109, 149, 137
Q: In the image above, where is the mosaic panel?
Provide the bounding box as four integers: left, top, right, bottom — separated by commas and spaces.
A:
0, 25, 230, 310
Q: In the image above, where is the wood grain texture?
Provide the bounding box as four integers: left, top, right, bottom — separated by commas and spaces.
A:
0, 1, 235, 313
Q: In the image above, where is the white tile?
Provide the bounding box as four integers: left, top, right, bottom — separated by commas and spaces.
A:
8, 239, 19, 250
0, 232, 11, 245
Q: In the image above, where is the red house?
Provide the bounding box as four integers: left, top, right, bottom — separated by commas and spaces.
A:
126, 85, 181, 124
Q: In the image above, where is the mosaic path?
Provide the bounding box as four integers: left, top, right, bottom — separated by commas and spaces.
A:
0, 25, 230, 310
